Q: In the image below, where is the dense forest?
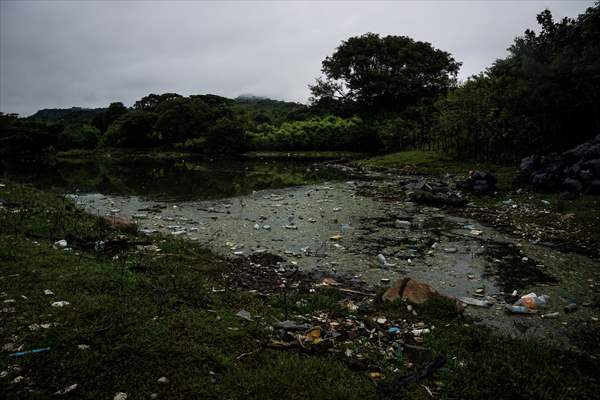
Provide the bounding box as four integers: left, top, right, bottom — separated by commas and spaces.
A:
1, 4, 598, 161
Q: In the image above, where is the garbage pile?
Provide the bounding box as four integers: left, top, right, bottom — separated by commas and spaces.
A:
459, 170, 498, 194
401, 178, 468, 207
515, 134, 600, 199
267, 278, 454, 389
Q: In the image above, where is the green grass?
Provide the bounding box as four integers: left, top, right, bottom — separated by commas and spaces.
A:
359, 150, 516, 189
1, 181, 599, 399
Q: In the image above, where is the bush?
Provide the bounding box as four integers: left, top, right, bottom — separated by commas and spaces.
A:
102, 111, 158, 147
57, 124, 100, 150
247, 116, 378, 151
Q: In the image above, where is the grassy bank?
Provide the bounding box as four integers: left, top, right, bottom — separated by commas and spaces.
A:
1, 181, 599, 399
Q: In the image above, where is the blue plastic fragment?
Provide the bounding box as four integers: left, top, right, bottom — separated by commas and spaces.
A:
387, 326, 401, 335
9, 347, 51, 357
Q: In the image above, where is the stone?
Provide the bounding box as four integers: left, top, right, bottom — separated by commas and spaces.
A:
561, 178, 583, 197
382, 277, 442, 304
587, 179, 600, 195
530, 172, 560, 191
403, 344, 433, 364
102, 215, 137, 234
519, 155, 540, 176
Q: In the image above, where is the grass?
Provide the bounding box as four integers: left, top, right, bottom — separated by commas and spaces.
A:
359, 150, 516, 189
1, 181, 599, 399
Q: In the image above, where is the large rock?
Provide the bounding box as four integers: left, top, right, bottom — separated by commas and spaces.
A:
563, 134, 600, 161
382, 277, 441, 304
530, 172, 560, 191
407, 190, 468, 207
519, 155, 540, 177
460, 170, 498, 194
382, 277, 464, 313
588, 179, 600, 195
102, 215, 137, 233
518, 134, 600, 195
582, 159, 600, 178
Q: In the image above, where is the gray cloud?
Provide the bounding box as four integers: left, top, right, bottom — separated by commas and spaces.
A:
0, 0, 594, 116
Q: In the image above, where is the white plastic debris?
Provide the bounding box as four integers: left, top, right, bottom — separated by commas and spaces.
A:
54, 240, 68, 249
44, 289, 54, 296
395, 220, 411, 228
54, 384, 78, 395
376, 254, 396, 267
114, 393, 128, 400
459, 297, 492, 308
157, 376, 170, 384
77, 344, 90, 350
236, 310, 253, 321
51, 301, 71, 308
412, 328, 431, 336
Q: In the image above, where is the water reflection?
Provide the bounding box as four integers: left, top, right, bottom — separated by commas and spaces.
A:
1, 156, 351, 201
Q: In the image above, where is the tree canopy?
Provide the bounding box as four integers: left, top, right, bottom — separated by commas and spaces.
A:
310, 33, 461, 112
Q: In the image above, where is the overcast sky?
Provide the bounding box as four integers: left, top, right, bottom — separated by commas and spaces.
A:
0, 0, 594, 116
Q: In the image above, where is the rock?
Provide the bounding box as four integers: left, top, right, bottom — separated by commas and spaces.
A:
461, 170, 497, 194
102, 215, 137, 234
273, 320, 312, 331
382, 277, 442, 304
113, 393, 127, 400
561, 177, 583, 195
517, 135, 600, 195
519, 155, 540, 177
530, 172, 560, 191
582, 158, 600, 177
407, 190, 468, 207
403, 344, 433, 364
588, 179, 600, 194
383, 277, 464, 313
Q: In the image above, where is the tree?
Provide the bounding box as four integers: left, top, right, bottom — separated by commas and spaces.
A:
310, 33, 461, 112
92, 102, 128, 133
153, 97, 212, 144
133, 93, 182, 112
205, 117, 247, 154
102, 111, 158, 147
57, 124, 100, 150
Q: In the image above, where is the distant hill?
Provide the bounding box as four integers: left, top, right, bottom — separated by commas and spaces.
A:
29, 107, 106, 123
233, 95, 308, 124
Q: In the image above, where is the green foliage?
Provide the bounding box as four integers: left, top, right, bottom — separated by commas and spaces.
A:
205, 116, 248, 154
92, 102, 128, 133
57, 124, 100, 150
432, 5, 600, 161
248, 116, 378, 151
0, 113, 60, 157
102, 111, 158, 147
153, 97, 212, 144
310, 33, 461, 113
133, 93, 182, 112
29, 107, 105, 124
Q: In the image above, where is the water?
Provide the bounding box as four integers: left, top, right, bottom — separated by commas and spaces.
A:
0, 155, 351, 201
